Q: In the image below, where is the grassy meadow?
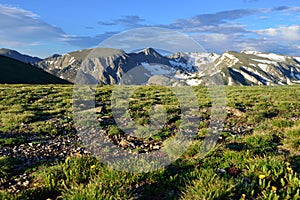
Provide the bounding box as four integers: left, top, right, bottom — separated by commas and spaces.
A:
0, 84, 299, 199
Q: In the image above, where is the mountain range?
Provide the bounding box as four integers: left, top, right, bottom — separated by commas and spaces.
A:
1, 47, 300, 86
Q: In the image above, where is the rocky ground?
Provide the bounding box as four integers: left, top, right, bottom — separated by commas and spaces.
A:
0, 131, 88, 193
0, 131, 170, 194
0, 106, 258, 194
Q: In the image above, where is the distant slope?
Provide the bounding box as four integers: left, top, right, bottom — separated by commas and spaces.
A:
0, 55, 71, 84
211, 51, 300, 86
0, 48, 42, 64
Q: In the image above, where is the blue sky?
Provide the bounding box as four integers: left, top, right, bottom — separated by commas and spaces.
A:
0, 0, 300, 57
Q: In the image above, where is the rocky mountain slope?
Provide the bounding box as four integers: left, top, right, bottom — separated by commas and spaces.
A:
0, 48, 41, 64
13, 47, 300, 86
151, 50, 300, 86
36, 48, 199, 84
211, 51, 300, 86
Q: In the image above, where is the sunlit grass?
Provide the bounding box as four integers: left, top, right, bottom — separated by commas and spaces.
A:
0, 84, 299, 199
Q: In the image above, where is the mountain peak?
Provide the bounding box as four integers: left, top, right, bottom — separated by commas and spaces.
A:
240, 50, 261, 54
0, 48, 41, 64
0, 48, 17, 55
141, 47, 161, 56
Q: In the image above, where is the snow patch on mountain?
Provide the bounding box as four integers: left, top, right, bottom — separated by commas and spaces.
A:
169, 60, 194, 72
186, 52, 219, 66
228, 77, 234, 86
243, 67, 271, 82
242, 50, 260, 55
256, 53, 286, 62
251, 59, 277, 65
242, 51, 286, 62
47, 60, 54, 65
186, 79, 202, 86
215, 52, 239, 67
258, 63, 268, 71
69, 57, 76, 65
141, 62, 175, 76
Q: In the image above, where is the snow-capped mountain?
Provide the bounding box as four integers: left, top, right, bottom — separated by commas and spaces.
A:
0, 48, 41, 64
211, 51, 300, 85
36, 48, 199, 84
163, 50, 300, 86
13, 47, 300, 86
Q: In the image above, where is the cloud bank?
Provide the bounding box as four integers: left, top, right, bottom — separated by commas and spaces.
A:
1, 4, 300, 56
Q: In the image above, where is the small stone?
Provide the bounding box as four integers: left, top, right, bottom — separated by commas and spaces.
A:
130, 143, 135, 148
23, 180, 29, 187
119, 140, 128, 148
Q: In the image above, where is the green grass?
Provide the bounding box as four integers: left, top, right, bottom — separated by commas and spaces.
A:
0, 156, 22, 183
0, 137, 26, 146
0, 84, 299, 199
0, 85, 74, 135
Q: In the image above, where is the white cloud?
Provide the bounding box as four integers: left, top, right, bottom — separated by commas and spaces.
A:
256, 25, 300, 41
1, 4, 300, 57
0, 5, 67, 47
192, 33, 236, 52
201, 33, 230, 43
191, 32, 300, 56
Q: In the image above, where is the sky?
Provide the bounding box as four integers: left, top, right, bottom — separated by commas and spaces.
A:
0, 0, 300, 58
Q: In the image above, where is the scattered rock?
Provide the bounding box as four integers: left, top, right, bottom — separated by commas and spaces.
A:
119, 140, 128, 148
0, 131, 87, 193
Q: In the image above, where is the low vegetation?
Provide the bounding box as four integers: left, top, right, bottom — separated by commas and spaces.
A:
0, 84, 299, 199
